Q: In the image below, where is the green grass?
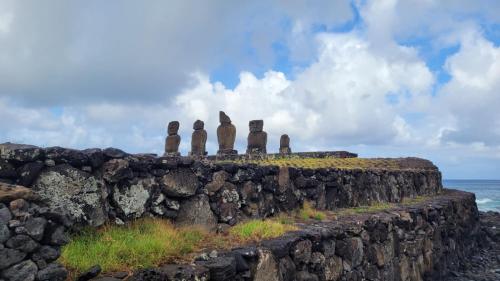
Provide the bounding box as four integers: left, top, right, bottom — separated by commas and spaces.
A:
60, 196, 434, 276
60, 218, 207, 274
229, 219, 298, 241
222, 157, 402, 170
402, 195, 429, 205
61, 217, 299, 276
336, 202, 395, 216
298, 201, 327, 221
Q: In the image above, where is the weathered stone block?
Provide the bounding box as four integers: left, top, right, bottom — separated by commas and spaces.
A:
1, 260, 37, 281
103, 159, 133, 183
0, 248, 26, 270
253, 249, 280, 281
292, 240, 312, 266
112, 177, 155, 218
16, 162, 44, 187
25, 217, 47, 241
0, 143, 43, 163
176, 194, 217, 230
36, 262, 68, 281
160, 264, 209, 281
324, 256, 343, 281
195, 256, 236, 280
45, 146, 88, 167
32, 165, 108, 227
6, 234, 39, 253
161, 168, 199, 198
335, 237, 364, 268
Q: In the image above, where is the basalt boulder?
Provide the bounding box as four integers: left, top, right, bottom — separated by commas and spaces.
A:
44, 146, 89, 167
0, 143, 44, 164
112, 177, 156, 219
161, 168, 199, 198
176, 194, 217, 230
32, 164, 108, 226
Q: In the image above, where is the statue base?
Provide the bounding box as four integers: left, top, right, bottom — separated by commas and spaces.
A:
216, 149, 238, 160
279, 147, 292, 154
246, 147, 267, 155
188, 151, 208, 156
163, 152, 181, 157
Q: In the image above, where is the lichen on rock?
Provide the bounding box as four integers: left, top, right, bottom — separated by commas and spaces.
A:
32, 164, 108, 227
112, 177, 155, 218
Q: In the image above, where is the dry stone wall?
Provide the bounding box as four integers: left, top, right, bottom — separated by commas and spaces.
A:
129, 190, 481, 281
0, 184, 70, 281
0, 143, 442, 229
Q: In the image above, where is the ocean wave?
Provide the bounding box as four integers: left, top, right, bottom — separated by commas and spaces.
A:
476, 198, 493, 204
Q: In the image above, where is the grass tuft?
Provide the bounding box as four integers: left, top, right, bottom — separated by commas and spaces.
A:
60, 218, 207, 274
229, 219, 297, 241
336, 202, 395, 216
299, 201, 327, 221
61, 217, 298, 275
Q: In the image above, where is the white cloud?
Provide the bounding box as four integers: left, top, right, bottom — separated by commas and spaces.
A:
434, 29, 500, 146
173, 32, 434, 152
1, 0, 500, 179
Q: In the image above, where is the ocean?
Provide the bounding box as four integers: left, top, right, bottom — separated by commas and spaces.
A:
444, 179, 500, 212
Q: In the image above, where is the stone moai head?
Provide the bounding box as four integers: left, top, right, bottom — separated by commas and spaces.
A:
168, 121, 180, 135
217, 111, 237, 156
249, 120, 264, 133
193, 120, 204, 130
219, 111, 231, 124
190, 120, 207, 156
279, 134, 291, 154
280, 134, 290, 147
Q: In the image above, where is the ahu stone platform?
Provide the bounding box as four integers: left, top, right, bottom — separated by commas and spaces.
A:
0, 143, 441, 229
124, 189, 481, 281
0, 183, 482, 281
0, 142, 487, 281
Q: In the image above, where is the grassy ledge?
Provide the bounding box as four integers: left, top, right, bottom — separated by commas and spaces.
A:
60, 196, 431, 276
60, 217, 297, 275
222, 157, 401, 170
229, 219, 298, 241
60, 219, 207, 274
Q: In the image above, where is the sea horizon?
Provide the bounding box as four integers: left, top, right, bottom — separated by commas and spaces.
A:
443, 179, 500, 212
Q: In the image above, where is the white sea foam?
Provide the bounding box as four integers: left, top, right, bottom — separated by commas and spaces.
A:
476, 198, 493, 204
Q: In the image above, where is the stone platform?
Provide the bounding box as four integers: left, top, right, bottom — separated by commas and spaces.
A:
119, 189, 482, 281
0, 143, 442, 229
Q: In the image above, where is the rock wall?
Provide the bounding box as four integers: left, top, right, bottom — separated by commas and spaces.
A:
129, 189, 481, 281
0, 184, 69, 281
0, 143, 442, 229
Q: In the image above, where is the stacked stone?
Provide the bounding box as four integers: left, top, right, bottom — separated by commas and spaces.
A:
127, 190, 481, 281
0, 184, 69, 281
0, 143, 442, 231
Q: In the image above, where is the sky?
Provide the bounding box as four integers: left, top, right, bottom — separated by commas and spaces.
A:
0, 0, 500, 179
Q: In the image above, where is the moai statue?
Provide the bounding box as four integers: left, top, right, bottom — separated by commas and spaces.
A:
164, 121, 181, 156
217, 111, 237, 156
279, 134, 292, 154
246, 120, 267, 154
189, 120, 207, 156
